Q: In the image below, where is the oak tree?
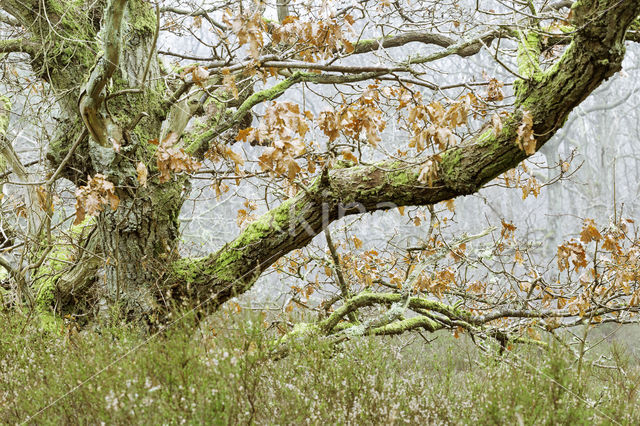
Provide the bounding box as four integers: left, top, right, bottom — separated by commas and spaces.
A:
1, 0, 639, 348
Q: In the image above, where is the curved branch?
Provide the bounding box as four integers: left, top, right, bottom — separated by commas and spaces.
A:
270, 291, 549, 358
77, 0, 128, 147
351, 29, 501, 57
0, 254, 18, 279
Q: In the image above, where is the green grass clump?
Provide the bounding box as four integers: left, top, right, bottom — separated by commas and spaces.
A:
1, 310, 639, 424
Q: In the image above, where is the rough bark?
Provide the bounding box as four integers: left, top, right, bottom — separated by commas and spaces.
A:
91, 180, 188, 320
0, 0, 186, 319
46, 0, 188, 320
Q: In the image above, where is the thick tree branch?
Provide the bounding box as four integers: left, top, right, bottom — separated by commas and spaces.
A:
203, 30, 502, 77
55, 229, 102, 306
351, 29, 501, 57
0, 1, 36, 27
270, 290, 551, 358
159, 0, 640, 315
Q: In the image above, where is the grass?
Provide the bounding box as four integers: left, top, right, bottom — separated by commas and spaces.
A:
1, 309, 639, 424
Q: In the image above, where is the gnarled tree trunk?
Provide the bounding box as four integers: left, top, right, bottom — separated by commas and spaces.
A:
3, 0, 191, 320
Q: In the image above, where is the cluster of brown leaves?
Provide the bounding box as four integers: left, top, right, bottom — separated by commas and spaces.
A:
414, 268, 456, 297
558, 218, 626, 273
275, 236, 387, 302
516, 110, 536, 155
520, 174, 541, 199
557, 240, 588, 272
205, 143, 245, 172
35, 185, 54, 213
502, 162, 541, 200
310, 232, 468, 301
212, 179, 230, 201
406, 93, 479, 152
221, 68, 239, 99
153, 133, 201, 183
236, 200, 257, 227
74, 174, 119, 225
556, 218, 640, 314
271, 15, 355, 61
225, 12, 267, 59
318, 85, 386, 147
226, 10, 355, 63
417, 155, 441, 186
236, 102, 311, 181
330, 243, 384, 289
500, 219, 517, 240
488, 112, 506, 135
180, 65, 210, 88
485, 78, 505, 102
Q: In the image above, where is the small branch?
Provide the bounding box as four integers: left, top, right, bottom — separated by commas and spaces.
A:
352, 30, 500, 57
259, 60, 406, 74
160, 6, 226, 31
324, 227, 356, 322
139, 3, 160, 86
158, 50, 216, 61
46, 129, 88, 186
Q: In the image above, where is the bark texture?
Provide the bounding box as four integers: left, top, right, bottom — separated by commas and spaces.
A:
2, 0, 186, 319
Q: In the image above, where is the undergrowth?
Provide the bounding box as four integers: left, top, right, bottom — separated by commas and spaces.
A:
1, 310, 638, 424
